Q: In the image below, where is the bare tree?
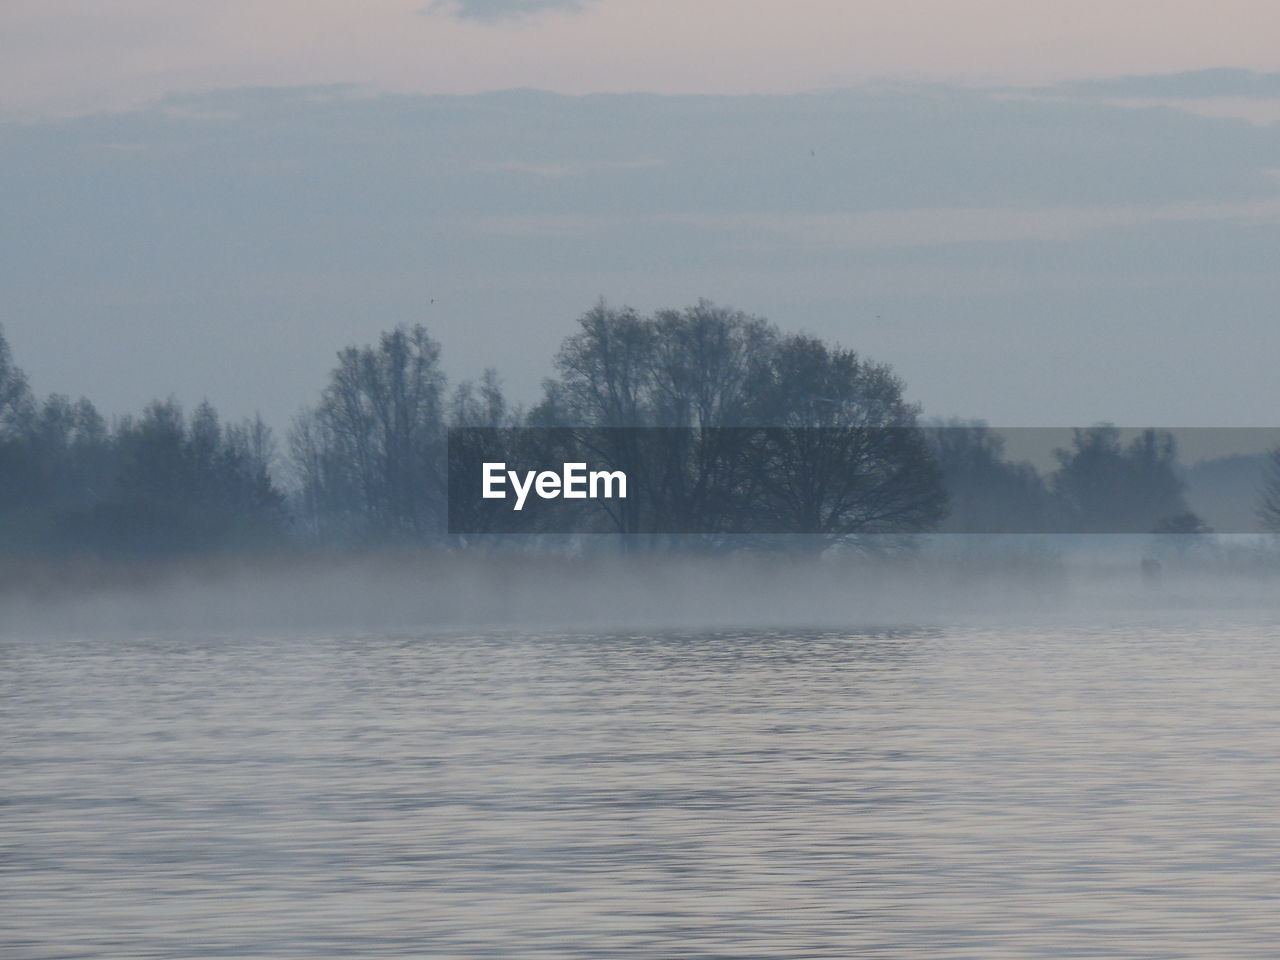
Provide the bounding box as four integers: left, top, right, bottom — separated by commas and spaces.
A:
291, 324, 447, 541
532, 302, 946, 547
536, 299, 783, 539
450, 368, 510, 428
743, 334, 946, 549
534, 301, 657, 535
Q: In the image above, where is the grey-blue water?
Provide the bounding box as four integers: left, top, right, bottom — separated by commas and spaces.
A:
4, 621, 1280, 958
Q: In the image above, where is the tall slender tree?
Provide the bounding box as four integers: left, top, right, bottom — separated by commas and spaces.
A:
290, 324, 447, 541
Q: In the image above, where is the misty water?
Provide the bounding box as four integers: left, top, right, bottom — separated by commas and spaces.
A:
5, 619, 1280, 959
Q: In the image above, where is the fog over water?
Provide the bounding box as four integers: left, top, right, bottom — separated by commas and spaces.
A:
3, 541, 1279, 637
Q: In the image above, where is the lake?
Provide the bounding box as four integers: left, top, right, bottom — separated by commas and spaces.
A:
4, 620, 1280, 958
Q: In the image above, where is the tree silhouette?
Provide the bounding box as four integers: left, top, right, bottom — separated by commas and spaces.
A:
529, 301, 946, 547
1052, 426, 1200, 533
926, 421, 1053, 533
1258, 446, 1280, 533
291, 324, 447, 542
742, 334, 945, 548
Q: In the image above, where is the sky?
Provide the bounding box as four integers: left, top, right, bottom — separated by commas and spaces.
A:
6, 1, 1280, 117
2, 2, 1279, 442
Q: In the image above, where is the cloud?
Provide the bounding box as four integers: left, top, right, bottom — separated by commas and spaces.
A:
1002, 69, 1280, 127
475, 156, 665, 178
426, 0, 596, 22
466, 198, 1280, 250
5, 80, 1280, 431
1056, 69, 1280, 100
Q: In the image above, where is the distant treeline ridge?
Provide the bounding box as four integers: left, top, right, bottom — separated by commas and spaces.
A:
2, 300, 1279, 556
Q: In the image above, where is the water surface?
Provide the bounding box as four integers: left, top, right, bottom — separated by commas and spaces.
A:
4, 622, 1279, 958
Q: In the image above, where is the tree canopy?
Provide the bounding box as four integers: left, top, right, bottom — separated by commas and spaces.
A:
0, 305, 1246, 557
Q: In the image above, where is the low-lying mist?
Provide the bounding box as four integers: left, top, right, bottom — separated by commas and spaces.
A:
3, 537, 1278, 638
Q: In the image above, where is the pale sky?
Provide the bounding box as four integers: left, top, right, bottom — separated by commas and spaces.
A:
5, 0, 1280, 116
2, 2, 1280, 438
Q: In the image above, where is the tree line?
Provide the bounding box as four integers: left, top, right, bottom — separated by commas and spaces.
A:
1, 300, 1273, 557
